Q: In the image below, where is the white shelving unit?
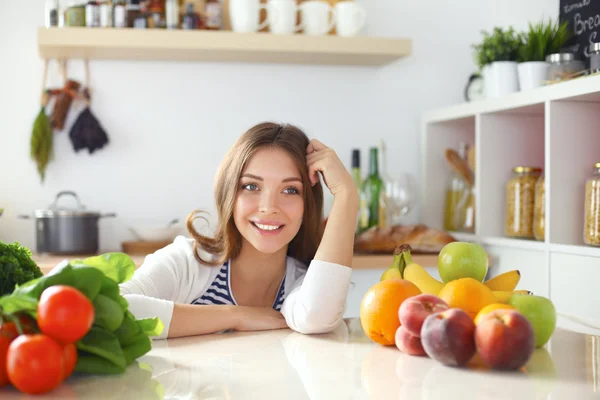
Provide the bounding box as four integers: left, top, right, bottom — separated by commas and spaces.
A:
422, 74, 600, 322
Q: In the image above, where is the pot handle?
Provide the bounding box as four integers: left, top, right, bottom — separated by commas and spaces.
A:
101, 213, 117, 218
51, 191, 84, 210
18, 214, 31, 219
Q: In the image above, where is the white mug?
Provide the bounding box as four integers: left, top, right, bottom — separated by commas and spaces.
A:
299, 0, 335, 36
229, 0, 277, 33
334, 1, 366, 37
267, 0, 302, 35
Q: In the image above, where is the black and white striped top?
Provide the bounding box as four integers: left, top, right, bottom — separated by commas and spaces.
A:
191, 261, 287, 311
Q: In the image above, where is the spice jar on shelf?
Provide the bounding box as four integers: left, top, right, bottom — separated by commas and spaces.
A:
584, 163, 600, 246
533, 172, 545, 241
505, 166, 542, 239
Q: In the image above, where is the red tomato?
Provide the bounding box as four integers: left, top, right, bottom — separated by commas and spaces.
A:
62, 342, 78, 380
2, 314, 36, 336
6, 334, 64, 394
0, 332, 15, 387
37, 285, 94, 344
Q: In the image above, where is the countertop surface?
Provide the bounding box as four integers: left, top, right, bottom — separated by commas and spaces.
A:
1, 317, 598, 399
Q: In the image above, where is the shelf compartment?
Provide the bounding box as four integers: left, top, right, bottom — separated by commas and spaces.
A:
421, 116, 475, 231
477, 107, 545, 238
548, 99, 600, 246
37, 27, 412, 66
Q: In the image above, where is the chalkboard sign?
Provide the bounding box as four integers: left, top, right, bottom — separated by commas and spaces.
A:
559, 0, 600, 67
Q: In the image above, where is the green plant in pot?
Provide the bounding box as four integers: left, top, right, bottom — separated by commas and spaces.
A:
517, 19, 572, 90
472, 26, 523, 98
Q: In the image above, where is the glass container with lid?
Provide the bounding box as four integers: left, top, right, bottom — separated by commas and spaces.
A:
584, 163, 600, 246
546, 53, 585, 82
505, 166, 542, 239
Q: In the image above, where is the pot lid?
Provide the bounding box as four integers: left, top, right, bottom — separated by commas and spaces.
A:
34, 191, 101, 218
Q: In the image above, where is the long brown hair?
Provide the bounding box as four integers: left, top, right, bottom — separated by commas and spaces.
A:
186, 122, 324, 266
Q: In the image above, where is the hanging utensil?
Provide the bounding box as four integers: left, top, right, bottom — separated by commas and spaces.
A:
30, 59, 53, 183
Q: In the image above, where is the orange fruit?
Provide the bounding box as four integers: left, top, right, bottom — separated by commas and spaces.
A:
359, 279, 421, 346
474, 303, 516, 325
438, 278, 497, 320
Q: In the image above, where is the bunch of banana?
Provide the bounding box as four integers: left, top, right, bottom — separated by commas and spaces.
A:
380, 245, 532, 303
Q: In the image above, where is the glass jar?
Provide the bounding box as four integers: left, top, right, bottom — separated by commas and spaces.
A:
546, 53, 585, 82
584, 163, 600, 246
505, 166, 542, 239
533, 173, 545, 241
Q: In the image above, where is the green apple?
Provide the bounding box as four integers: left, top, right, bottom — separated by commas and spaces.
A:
437, 242, 488, 283
508, 294, 556, 348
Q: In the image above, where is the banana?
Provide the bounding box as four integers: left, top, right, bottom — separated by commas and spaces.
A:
380, 244, 412, 282
484, 270, 521, 292
492, 289, 533, 303
404, 262, 445, 295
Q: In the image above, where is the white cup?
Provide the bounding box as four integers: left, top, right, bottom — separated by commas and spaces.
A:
229, 0, 277, 33
267, 0, 301, 35
299, 0, 335, 36
334, 1, 366, 37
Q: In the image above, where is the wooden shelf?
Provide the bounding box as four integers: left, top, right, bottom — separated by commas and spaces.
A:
37, 27, 412, 66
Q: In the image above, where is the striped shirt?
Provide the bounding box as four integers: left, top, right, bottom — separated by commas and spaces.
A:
191, 261, 287, 311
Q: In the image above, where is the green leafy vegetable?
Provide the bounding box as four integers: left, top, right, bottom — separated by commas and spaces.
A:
93, 294, 125, 332
122, 335, 152, 366
74, 253, 136, 283
76, 326, 127, 370
75, 351, 126, 375
71, 265, 105, 300
0, 241, 44, 296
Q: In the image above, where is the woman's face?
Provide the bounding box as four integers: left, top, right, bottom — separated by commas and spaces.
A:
233, 147, 305, 256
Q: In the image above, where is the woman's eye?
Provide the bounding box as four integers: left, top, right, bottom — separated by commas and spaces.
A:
284, 187, 300, 195
242, 183, 259, 191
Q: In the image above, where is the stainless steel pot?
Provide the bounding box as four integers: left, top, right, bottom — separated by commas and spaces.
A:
19, 191, 116, 255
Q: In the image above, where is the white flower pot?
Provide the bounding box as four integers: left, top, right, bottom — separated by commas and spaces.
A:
482, 61, 519, 98
518, 61, 549, 91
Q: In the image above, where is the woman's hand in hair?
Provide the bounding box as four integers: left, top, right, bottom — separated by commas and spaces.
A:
306, 139, 355, 197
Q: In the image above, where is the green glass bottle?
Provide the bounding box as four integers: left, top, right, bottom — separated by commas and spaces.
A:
352, 149, 369, 233
363, 147, 384, 229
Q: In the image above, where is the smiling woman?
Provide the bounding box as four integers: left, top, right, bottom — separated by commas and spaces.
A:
119, 122, 359, 339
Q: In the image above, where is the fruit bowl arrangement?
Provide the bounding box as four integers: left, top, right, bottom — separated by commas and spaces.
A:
360, 242, 557, 371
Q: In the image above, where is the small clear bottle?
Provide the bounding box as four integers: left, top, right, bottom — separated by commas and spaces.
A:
584, 163, 600, 246
443, 142, 469, 231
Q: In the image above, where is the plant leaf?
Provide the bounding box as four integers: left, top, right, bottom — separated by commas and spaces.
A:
74, 253, 136, 284
93, 294, 125, 332
76, 326, 127, 370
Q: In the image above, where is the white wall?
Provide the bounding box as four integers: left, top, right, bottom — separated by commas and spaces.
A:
0, 0, 558, 252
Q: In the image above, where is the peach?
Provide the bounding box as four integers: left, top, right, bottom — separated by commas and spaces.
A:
395, 326, 427, 356
421, 308, 476, 367
475, 309, 535, 370
398, 294, 449, 337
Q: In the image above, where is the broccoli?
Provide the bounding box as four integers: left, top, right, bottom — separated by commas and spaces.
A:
0, 241, 43, 296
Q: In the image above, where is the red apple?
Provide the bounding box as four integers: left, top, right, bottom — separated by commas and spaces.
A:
421, 308, 476, 367
398, 294, 449, 337
395, 326, 427, 356
475, 309, 535, 370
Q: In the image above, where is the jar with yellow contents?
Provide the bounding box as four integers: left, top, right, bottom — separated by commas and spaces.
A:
584, 163, 600, 246
533, 172, 545, 241
505, 166, 542, 239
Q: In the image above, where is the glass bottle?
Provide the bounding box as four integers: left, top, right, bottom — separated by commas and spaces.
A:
45, 0, 59, 27
182, 2, 200, 29
126, 0, 142, 27
86, 1, 100, 27
363, 147, 384, 229
352, 149, 368, 234
100, 0, 113, 27
533, 172, 545, 241
584, 163, 600, 246
505, 166, 542, 238
443, 142, 469, 231
204, 0, 222, 30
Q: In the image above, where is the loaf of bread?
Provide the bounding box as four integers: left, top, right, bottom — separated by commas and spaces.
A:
354, 224, 457, 254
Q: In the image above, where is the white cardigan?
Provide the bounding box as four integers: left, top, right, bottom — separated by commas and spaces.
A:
119, 236, 353, 339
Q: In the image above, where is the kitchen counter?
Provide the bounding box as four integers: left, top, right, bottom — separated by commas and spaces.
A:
32, 253, 441, 274
1, 317, 598, 399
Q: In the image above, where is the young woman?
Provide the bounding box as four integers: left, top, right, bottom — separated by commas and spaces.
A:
120, 122, 359, 339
